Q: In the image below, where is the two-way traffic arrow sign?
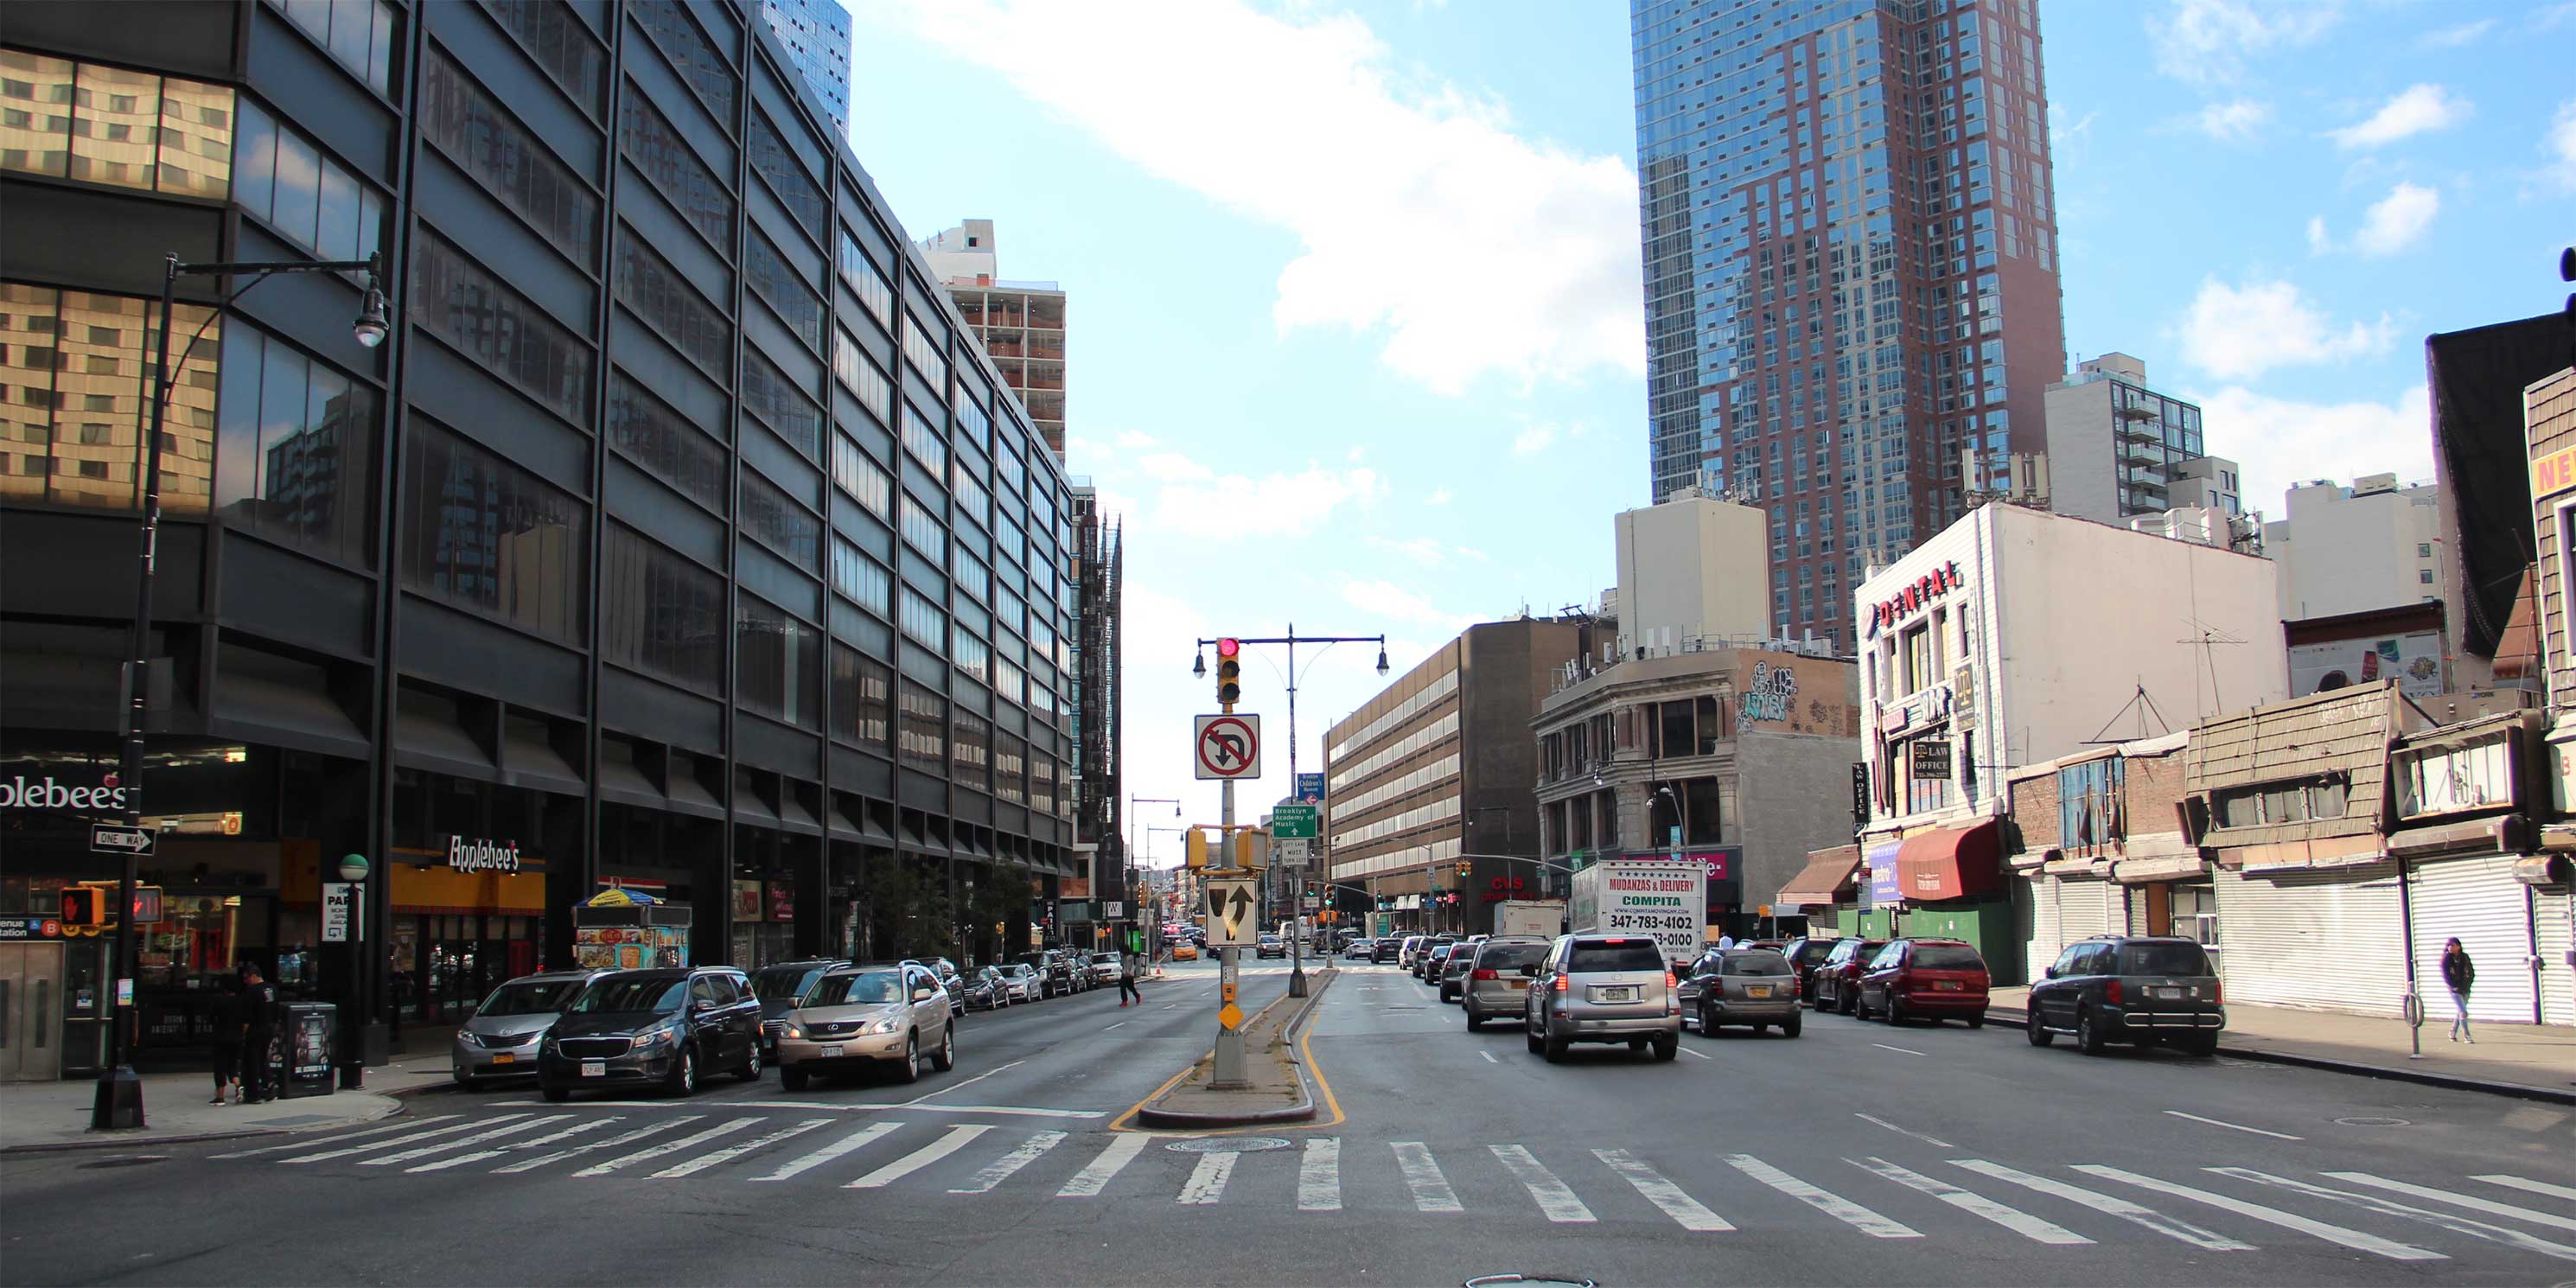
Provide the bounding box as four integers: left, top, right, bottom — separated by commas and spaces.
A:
1202, 877, 1258, 947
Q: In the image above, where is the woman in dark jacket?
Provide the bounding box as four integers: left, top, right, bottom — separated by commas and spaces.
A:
209, 975, 245, 1104
2439, 937, 2475, 1044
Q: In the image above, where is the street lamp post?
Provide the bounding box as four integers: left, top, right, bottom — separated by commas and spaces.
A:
92, 252, 388, 1132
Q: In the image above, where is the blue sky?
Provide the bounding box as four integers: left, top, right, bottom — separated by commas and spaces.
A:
837, 0, 2576, 860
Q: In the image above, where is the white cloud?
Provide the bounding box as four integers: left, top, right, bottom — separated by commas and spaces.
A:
2420, 17, 2494, 48
2327, 84, 2472, 150
2350, 182, 2439, 256
1511, 424, 1558, 456
1453, 546, 1489, 563
2176, 277, 2395, 379
1340, 579, 1478, 631
1344, 445, 1367, 463
2147, 0, 2342, 86
1113, 429, 1160, 450
2533, 2, 2576, 32
1143, 461, 1388, 538
2184, 98, 2273, 143
1364, 535, 1449, 567
1425, 487, 1453, 506
2305, 215, 2331, 255
1136, 450, 1215, 483
2049, 101, 2098, 153
2193, 385, 2432, 520
2541, 99, 2576, 194
883, 0, 1644, 396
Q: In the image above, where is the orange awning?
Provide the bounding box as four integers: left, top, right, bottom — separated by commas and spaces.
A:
1895, 819, 2002, 902
1776, 846, 1861, 906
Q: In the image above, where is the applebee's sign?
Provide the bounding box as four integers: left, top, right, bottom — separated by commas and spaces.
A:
448, 836, 520, 874
0, 775, 129, 812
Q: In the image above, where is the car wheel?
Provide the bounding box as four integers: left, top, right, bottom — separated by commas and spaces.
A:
542, 1085, 571, 1103
665, 1048, 697, 1098
1464, 1008, 1483, 1032
781, 1065, 809, 1092
2076, 1006, 2108, 1056
1838, 985, 1858, 1017
2027, 1013, 2056, 1046
1543, 1031, 1568, 1063
738, 1041, 762, 1082
931, 1023, 956, 1073
896, 1033, 921, 1084
1884, 996, 1905, 1026
1968, 1013, 1986, 1030
1526, 1023, 1544, 1055
2184, 1031, 2220, 1057
1853, 991, 1872, 1022
1782, 1013, 1803, 1039
1652, 1035, 1679, 1061
1699, 1002, 1720, 1038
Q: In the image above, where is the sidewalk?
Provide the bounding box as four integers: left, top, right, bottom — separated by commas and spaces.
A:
1, 1025, 462, 1153
1988, 985, 2576, 1102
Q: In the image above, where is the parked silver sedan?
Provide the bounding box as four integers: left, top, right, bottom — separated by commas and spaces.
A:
451, 970, 603, 1087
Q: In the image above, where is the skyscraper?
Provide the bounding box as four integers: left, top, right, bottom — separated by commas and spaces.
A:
922, 220, 1069, 459
1630, 0, 2067, 650
760, 0, 851, 136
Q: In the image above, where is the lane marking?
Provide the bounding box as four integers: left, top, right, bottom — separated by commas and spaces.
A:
1852, 1157, 2092, 1245
1725, 1153, 1921, 1239
1177, 1151, 1238, 1204
1596, 1148, 1732, 1232
880, 1103, 1104, 1120
2161, 1110, 2301, 1140
2073, 1164, 2442, 1261
750, 1121, 901, 1183
1478, 1050, 1498, 1064
574, 1117, 757, 1177
650, 1118, 831, 1178
1391, 1142, 1462, 1214
490, 1098, 1100, 1119
494, 1117, 692, 1174
1298, 1138, 1342, 1212
2479, 1175, 2576, 1204
1950, 1159, 2253, 1251
280, 1116, 515, 1165
1854, 1113, 1953, 1149
1059, 1133, 1150, 1196
1491, 1145, 1595, 1223
1104, 1022, 1128, 1031
361, 1114, 564, 1166
411, 1117, 619, 1174
211, 1116, 460, 1158
2326, 1171, 2576, 1232
899, 1059, 1026, 1105
2211, 1168, 2576, 1263
949, 1130, 1068, 1194
845, 1124, 992, 1189
1870, 1043, 1925, 1056
1679, 1045, 1712, 1061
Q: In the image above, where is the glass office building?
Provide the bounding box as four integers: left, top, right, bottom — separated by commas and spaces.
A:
1630, 0, 2067, 649
0, 0, 1081, 1076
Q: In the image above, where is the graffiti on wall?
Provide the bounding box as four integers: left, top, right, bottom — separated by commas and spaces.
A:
1740, 660, 1799, 724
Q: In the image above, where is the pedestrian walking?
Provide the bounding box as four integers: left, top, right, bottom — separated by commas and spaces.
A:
208, 973, 244, 1105
2440, 936, 2476, 1043
1118, 948, 1143, 1006
238, 962, 281, 1102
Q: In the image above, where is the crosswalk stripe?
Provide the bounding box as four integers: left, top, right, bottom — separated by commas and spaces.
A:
1595, 1149, 1731, 1232
410, 1118, 621, 1173
362, 1115, 564, 1167
1491, 1145, 1594, 1223
1058, 1133, 1149, 1197
1177, 1151, 1238, 1205
574, 1118, 758, 1177
845, 1124, 992, 1189
1391, 1142, 1462, 1214
2072, 1164, 2443, 1261
2211, 1168, 2576, 1264
280, 1116, 518, 1165
650, 1119, 832, 1179
950, 1131, 1068, 1194
1950, 1159, 2253, 1251
753, 1121, 902, 1183
212, 1116, 457, 1159
2327, 1171, 2576, 1233
1725, 1154, 1920, 1239
1852, 1157, 2090, 1246
494, 1117, 694, 1175
1299, 1138, 1342, 1212
2477, 1175, 2576, 1204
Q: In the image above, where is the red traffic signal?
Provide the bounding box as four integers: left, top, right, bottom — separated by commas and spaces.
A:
1216, 637, 1240, 659
61, 885, 107, 928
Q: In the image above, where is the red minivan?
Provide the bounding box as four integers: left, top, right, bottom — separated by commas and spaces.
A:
1855, 938, 1991, 1027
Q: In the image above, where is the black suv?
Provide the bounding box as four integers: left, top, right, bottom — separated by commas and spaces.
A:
1776, 937, 1840, 1004
749, 959, 848, 1058
2028, 936, 2225, 1057
540, 966, 764, 1100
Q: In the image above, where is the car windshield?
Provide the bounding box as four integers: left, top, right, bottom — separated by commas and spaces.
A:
568, 976, 686, 1014
750, 965, 828, 1002
2120, 942, 2211, 976
1478, 944, 1550, 972
1912, 946, 1986, 971
475, 979, 583, 1017
1568, 940, 1665, 972
1725, 952, 1794, 976
807, 972, 904, 1006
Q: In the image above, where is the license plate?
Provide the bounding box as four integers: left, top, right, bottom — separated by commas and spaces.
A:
1592, 986, 1634, 1003
1507, 980, 1527, 991
819, 1044, 843, 1058
2158, 986, 2184, 999
580, 1061, 606, 1078
1747, 986, 1772, 998
1935, 980, 1961, 992
491, 1052, 515, 1065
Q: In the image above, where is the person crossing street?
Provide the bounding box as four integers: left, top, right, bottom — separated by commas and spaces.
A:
1118, 947, 1143, 1006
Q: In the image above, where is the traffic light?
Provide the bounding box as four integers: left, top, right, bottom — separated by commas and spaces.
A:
1233, 828, 1265, 867
60, 885, 107, 928
1187, 830, 1209, 869
1215, 637, 1241, 706
1455, 860, 1472, 877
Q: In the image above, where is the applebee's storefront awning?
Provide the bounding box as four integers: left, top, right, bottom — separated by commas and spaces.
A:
1895, 819, 2003, 902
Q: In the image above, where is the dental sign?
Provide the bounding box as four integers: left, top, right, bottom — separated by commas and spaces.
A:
1866, 560, 1964, 637
447, 835, 521, 874
0, 775, 130, 812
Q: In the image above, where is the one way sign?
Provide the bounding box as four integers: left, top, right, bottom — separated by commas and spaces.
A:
1202, 877, 1258, 947
89, 825, 156, 858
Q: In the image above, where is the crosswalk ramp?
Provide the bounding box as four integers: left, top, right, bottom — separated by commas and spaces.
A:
205, 1113, 2576, 1266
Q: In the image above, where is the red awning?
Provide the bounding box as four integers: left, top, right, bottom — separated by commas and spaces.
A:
1895, 819, 2002, 902
1776, 847, 1861, 906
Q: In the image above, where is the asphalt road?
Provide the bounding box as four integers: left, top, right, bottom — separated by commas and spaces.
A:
6, 958, 2573, 1288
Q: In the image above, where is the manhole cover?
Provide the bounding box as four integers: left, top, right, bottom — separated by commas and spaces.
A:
80, 1155, 169, 1170
1164, 1137, 1291, 1153
1463, 1276, 1597, 1287
2335, 1116, 2412, 1127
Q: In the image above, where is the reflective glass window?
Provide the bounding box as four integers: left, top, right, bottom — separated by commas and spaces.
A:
829, 536, 889, 615
602, 522, 724, 688
896, 679, 945, 769
628, 0, 736, 126
832, 325, 891, 424
0, 50, 74, 178
619, 92, 729, 248
831, 644, 889, 750
213, 317, 375, 564
736, 593, 821, 730
745, 113, 823, 240
951, 709, 989, 791
422, 47, 597, 265
615, 235, 730, 380
400, 420, 586, 645
739, 345, 819, 460
480, 0, 607, 116
831, 430, 889, 517
606, 372, 727, 512
834, 227, 894, 326
745, 230, 824, 354
899, 586, 945, 653
739, 468, 819, 570
411, 228, 592, 423
264, 0, 399, 97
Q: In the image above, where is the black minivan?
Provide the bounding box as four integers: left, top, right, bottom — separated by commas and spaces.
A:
539, 966, 765, 1100
2027, 936, 2225, 1056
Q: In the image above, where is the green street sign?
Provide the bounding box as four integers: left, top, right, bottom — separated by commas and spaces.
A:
1271, 804, 1319, 838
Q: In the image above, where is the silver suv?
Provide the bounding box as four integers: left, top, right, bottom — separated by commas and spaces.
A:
1460, 938, 1553, 1030
775, 962, 955, 1088
1523, 934, 1680, 1062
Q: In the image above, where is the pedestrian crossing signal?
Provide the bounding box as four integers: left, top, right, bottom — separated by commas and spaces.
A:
60, 885, 107, 927
1187, 830, 1209, 869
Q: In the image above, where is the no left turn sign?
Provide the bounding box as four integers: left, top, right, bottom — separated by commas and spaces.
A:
1194, 714, 1261, 780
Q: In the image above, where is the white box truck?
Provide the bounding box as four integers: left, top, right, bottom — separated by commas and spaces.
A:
1569, 859, 1706, 964
1492, 899, 1567, 939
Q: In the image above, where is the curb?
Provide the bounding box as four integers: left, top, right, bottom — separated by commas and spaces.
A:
1985, 1006, 2576, 1106
0, 1126, 287, 1156
1138, 972, 1338, 1129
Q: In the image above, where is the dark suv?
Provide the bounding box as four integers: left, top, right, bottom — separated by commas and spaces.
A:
539, 966, 763, 1100
1776, 937, 1840, 1004
749, 959, 847, 1059
1813, 936, 1889, 1015
2029, 936, 2225, 1056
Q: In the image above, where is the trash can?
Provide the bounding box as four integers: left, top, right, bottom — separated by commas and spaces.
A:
278, 1002, 338, 1099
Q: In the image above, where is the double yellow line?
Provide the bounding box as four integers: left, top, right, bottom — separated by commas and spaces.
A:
1108, 991, 1345, 1135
